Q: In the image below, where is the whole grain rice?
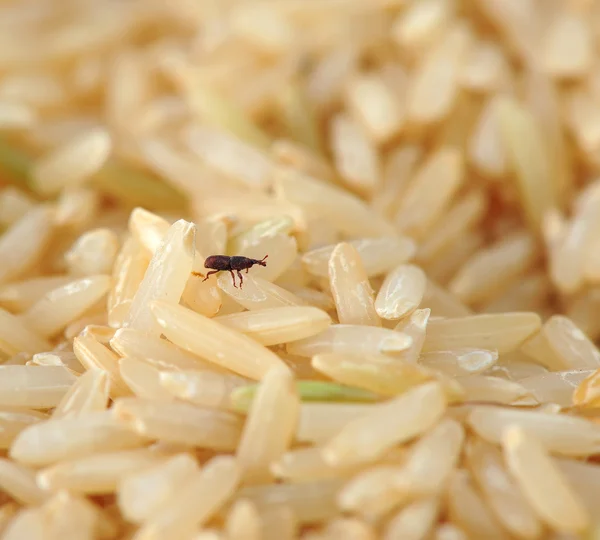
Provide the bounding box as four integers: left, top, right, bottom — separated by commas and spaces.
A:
0, 1, 600, 538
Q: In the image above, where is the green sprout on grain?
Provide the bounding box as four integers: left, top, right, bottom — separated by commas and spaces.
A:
230, 380, 380, 413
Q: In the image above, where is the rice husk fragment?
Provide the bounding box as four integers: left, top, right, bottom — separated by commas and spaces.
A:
1, 0, 600, 538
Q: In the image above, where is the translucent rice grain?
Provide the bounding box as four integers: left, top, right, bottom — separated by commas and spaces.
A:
128, 208, 170, 254
394, 148, 464, 239
0, 408, 47, 449
421, 280, 472, 318
330, 113, 380, 196
272, 139, 336, 185
401, 419, 464, 497
238, 233, 297, 283
237, 367, 299, 483
113, 397, 243, 450
21, 275, 110, 338
423, 313, 541, 354
296, 403, 376, 444
449, 232, 536, 305
371, 146, 421, 220
0, 276, 75, 313
53, 368, 110, 419
383, 498, 439, 540
119, 356, 174, 402
133, 456, 240, 540
312, 353, 460, 401
0, 189, 34, 227
151, 300, 286, 379
521, 315, 600, 371
482, 273, 550, 314
466, 439, 542, 539
31, 350, 83, 373
468, 97, 507, 179
218, 273, 306, 311
344, 74, 404, 144
10, 411, 148, 467
0, 459, 48, 505
375, 264, 426, 320
555, 458, 600, 516
420, 348, 498, 376
417, 191, 487, 264
271, 446, 357, 484
0, 365, 76, 408
519, 370, 591, 407
184, 124, 273, 189
237, 479, 343, 525
118, 453, 199, 525
322, 382, 446, 467
329, 243, 380, 327
32, 128, 112, 195
456, 375, 530, 404
159, 370, 249, 410
110, 328, 215, 372
468, 406, 600, 456
0, 309, 51, 356
406, 25, 470, 125
65, 228, 119, 277
126, 219, 195, 336
288, 325, 412, 358
38, 447, 163, 495
215, 307, 331, 346
502, 426, 589, 533
0, 205, 55, 286
303, 237, 416, 279
496, 97, 555, 231
447, 470, 507, 540
542, 12, 592, 79
274, 167, 395, 238
108, 238, 150, 328
337, 465, 406, 520
74, 335, 131, 398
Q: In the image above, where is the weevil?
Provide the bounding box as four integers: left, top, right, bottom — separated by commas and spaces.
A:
192, 254, 268, 288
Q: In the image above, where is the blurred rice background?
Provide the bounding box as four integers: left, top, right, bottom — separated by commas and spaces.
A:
2, 0, 600, 538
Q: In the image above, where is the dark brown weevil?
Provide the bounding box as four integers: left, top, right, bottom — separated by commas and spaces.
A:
192, 255, 268, 289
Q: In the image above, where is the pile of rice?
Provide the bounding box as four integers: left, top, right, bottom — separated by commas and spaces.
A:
2, 0, 600, 538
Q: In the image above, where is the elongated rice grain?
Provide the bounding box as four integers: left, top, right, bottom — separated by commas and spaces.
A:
118, 453, 199, 525
502, 426, 589, 533
126, 219, 196, 336
151, 301, 287, 380
329, 243, 380, 327
37, 448, 164, 495
322, 382, 446, 467
10, 411, 148, 467
133, 455, 240, 540
113, 397, 243, 450
237, 367, 299, 483
215, 306, 331, 346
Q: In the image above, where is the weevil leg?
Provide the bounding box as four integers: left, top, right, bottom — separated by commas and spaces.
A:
201, 270, 219, 282
246, 268, 249, 274
229, 270, 237, 288
237, 270, 244, 288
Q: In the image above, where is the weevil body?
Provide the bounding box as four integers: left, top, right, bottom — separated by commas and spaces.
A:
192, 254, 268, 288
